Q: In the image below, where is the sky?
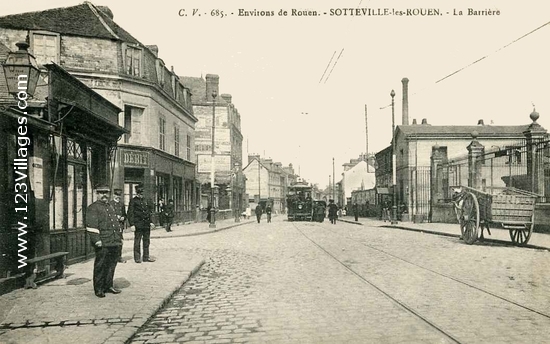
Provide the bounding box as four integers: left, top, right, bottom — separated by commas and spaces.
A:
1, 0, 549, 187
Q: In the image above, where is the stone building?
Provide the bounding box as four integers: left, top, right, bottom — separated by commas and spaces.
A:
0, 2, 199, 225
181, 74, 245, 217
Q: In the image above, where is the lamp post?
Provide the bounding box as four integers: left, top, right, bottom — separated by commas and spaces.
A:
390, 89, 398, 225
2, 41, 40, 99
209, 90, 218, 228
233, 162, 241, 222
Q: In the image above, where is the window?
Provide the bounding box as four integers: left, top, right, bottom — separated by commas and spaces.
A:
174, 126, 180, 157
125, 45, 142, 76
31, 32, 59, 66
123, 105, 143, 144
186, 134, 192, 160
156, 60, 165, 87
159, 116, 166, 151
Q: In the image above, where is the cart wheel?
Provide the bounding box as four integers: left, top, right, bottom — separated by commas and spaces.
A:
461, 192, 480, 245
509, 213, 534, 246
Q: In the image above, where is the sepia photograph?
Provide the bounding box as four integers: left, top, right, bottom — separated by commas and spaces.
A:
0, 0, 549, 343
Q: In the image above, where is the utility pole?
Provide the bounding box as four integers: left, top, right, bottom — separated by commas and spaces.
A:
365, 104, 369, 172
332, 158, 335, 203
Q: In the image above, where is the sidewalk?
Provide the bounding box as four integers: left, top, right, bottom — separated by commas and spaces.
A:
0, 217, 254, 344
339, 216, 550, 251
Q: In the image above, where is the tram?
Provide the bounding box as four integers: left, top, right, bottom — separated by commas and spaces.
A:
286, 182, 314, 221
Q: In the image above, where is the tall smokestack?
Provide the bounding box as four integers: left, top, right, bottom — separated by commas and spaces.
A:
401, 77, 409, 125
205, 74, 219, 102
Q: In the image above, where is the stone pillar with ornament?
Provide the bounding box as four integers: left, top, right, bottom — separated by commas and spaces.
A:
523, 109, 547, 196
467, 131, 485, 190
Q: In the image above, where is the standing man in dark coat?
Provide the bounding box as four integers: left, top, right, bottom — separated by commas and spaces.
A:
163, 199, 175, 232
255, 204, 263, 223
110, 188, 127, 263
328, 199, 339, 224
86, 185, 123, 298
353, 202, 359, 222
127, 183, 156, 263
265, 204, 272, 223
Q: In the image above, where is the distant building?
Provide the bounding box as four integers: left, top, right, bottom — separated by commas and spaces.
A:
182, 74, 244, 213
376, 118, 534, 220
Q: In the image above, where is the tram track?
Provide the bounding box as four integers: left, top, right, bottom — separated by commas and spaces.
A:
292, 222, 462, 344
322, 224, 550, 320
292, 221, 550, 343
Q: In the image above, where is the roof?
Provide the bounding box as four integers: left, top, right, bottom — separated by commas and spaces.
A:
180, 75, 231, 106
180, 76, 206, 102
397, 124, 530, 138
0, 2, 140, 44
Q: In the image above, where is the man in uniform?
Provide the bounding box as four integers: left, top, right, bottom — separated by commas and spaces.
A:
127, 183, 156, 263
86, 185, 123, 298
110, 188, 127, 263
255, 203, 263, 223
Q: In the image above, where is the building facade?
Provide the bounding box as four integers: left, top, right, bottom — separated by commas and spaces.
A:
0, 59, 125, 281
181, 74, 245, 216
375, 119, 535, 221
0, 2, 200, 224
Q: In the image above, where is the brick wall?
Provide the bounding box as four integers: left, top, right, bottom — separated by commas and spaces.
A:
62, 36, 118, 73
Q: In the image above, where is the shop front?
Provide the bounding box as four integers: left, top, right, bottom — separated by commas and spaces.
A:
115, 146, 197, 225
0, 63, 126, 285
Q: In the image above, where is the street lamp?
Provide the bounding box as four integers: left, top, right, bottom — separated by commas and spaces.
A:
209, 90, 218, 228
232, 162, 241, 222
390, 89, 398, 225
2, 41, 40, 99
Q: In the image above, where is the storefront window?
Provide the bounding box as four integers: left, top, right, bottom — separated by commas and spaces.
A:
49, 135, 64, 230
156, 174, 168, 210
173, 177, 182, 211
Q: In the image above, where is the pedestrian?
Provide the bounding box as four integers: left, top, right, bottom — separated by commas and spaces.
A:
206, 203, 212, 224
127, 183, 156, 263
328, 199, 338, 224
265, 204, 272, 223
164, 199, 174, 232
85, 185, 122, 298
255, 203, 263, 223
245, 206, 251, 219
158, 198, 165, 227
353, 202, 359, 222
110, 188, 126, 263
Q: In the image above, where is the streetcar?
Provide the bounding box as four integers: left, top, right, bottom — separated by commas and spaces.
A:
286, 182, 314, 221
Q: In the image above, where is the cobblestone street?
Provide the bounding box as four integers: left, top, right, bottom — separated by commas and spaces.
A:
130, 216, 550, 343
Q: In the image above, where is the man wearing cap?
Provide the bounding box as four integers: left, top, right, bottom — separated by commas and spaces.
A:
86, 185, 123, 298
110, 189, 127, 263
127, 183, 156, 263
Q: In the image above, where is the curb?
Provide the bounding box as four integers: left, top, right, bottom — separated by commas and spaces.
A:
149, 220, 255, 239
339, 219, 364, 226
104, 259, 206, 344
381, 224, 550, 251
341, 218, 550, 251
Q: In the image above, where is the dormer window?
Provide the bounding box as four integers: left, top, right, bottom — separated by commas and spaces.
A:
30, 31, 60, 66
124, 45, 142, 76
156, 59, 165, 87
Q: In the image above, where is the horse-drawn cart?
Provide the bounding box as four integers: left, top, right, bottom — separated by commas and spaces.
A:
451, 186, 538, 246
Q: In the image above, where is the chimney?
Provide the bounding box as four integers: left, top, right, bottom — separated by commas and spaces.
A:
205, 74, 219, 102
477, 119, 484, 126
412, 119, 417, 125
146, 45, 158, 57
421, 118, 428, 125
401, 77, 409, 125
97, 6, 114, 19
221, 93, 232, 104
248, 154, 260, 164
